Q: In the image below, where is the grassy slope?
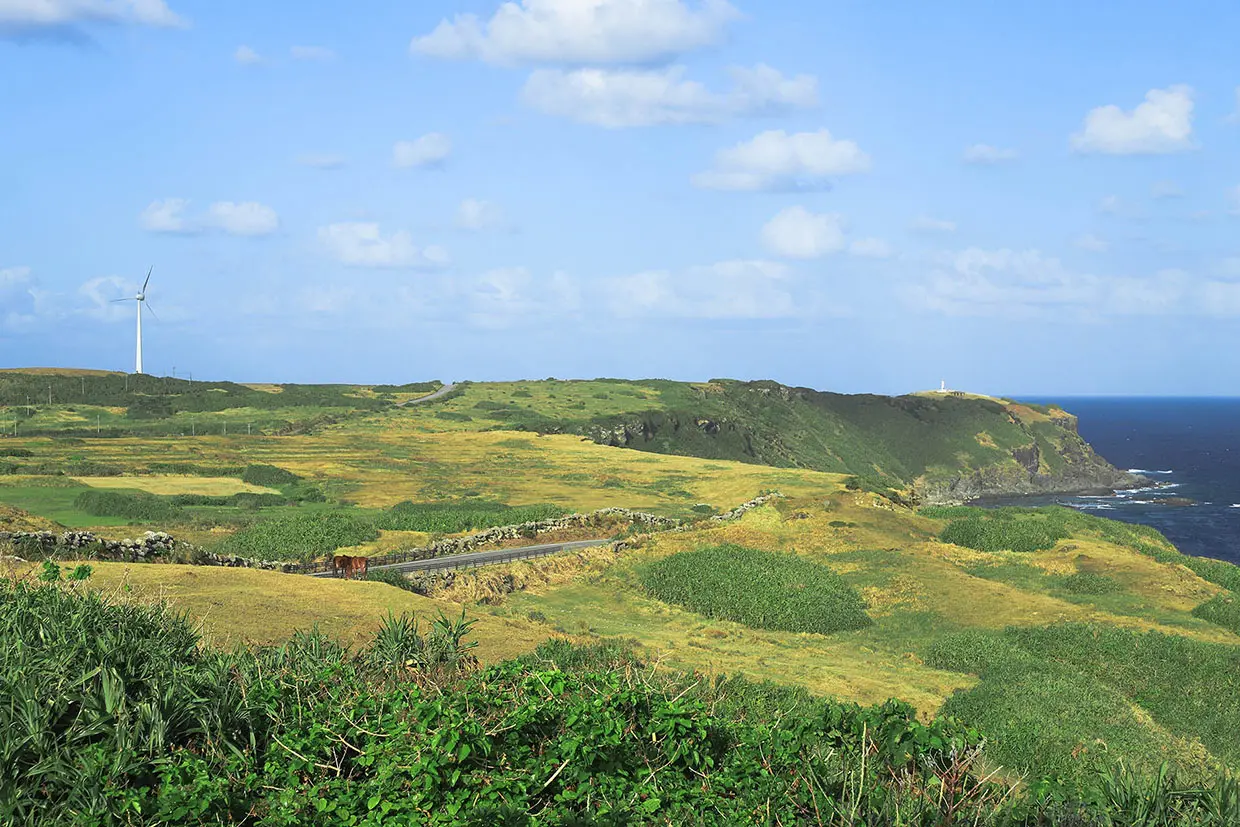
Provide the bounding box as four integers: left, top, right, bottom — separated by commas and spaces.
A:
393, 379, 1130, 496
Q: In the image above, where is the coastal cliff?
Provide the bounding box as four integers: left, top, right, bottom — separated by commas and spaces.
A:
489, 380, 1141, 504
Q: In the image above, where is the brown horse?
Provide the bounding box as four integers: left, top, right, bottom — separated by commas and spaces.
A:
331, 554, 369, 579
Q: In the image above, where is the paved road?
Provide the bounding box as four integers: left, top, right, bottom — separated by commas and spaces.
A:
396, 383, 456, 407
310, 538, 611, 578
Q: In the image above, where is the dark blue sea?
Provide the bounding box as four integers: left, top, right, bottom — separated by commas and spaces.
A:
1006, 398, 1240, 566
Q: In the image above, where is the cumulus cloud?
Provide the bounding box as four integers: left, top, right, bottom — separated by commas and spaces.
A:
692, 129, 870, 191
1074, 233, 1110, 252
411, 0, 739, 66
910, 215, 956, 233
520, 63, 816, 127
607, 259, 803, 319
1071, 85, 1194, 155
139, 198, 278, 236
291, 45, 335, 60
318, 222, 449, 269
905, 248, 1233, 318
205, 201, 279, 236
464, 267, 582, 327
139, 198, 191, 233
393, 133, 452, 168
234, 45, 261, 64
760, 207, 846, 259
0, 0, 187, 30
457, 199, 506, 231
963, 144, 1019, 164
296, 153, 346, 169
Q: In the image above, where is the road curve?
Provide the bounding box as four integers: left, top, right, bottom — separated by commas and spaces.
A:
309, 538, 611, 578
396, 383, 456, 407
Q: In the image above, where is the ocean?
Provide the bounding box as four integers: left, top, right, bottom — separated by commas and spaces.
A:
1005, 398, 1240, 566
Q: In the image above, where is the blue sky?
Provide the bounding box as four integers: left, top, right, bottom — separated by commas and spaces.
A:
2, 1, 1238, 395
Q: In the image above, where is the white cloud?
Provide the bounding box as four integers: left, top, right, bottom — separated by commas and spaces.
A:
139, 198, 190, 233
692, 129, 870, 191
905, 249, 1232, 318
760, 207, 845, 259
607, 259, 802, 319
0, 0, 187, 29
910, 215, 956, 233
234, 45, 261, 64
291, 45, 335, 61
393, 133, 452, 168
1073, 233, 1110, 252
1151, 180, 1183, 199
411, 0, 740, 66
457, 199, 506, 231
963, 144, 1018, 164
296, 153, 346, 169
520, 63, 817, 127
1071, 85, 1194, 155
318, 222, 449, 269
849, 237, 892, 259
205, 201, 279, 236
139, 198, 277, 236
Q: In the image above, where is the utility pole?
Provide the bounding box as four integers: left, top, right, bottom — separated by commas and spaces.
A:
247, 422, 252, 436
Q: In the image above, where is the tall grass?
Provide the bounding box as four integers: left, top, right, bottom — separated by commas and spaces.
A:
5, 580, 1238, 825
374, 499, 567, 533
640, 543, 873, 634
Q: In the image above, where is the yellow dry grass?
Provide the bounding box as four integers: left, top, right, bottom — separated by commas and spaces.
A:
71, 475, 281, 496
52, 561, 550, 664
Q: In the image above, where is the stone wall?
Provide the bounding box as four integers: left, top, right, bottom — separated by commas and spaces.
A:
0, 530, 180, 562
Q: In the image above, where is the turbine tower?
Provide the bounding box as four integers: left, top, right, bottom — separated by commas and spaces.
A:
113, 267, 157, 374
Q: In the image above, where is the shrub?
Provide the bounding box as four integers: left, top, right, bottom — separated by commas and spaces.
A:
211, 511, 379, 561
0, 447, 33, 457
363, 568, 419, 593
640, 544, 873, 635
940, 512, 1070, 553
375, 500, 567, 534
1058, 571, 1122, 595
239, 463, 301, 487
74, 489, 184, 524
1192, 592, 1240, 634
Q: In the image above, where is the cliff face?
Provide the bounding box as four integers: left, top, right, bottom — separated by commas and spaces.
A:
532, 381, 1141, 504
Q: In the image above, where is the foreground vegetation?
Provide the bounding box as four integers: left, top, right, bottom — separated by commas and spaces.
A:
6, 575, 1240, 826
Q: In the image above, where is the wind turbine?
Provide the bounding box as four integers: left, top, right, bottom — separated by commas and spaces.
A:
113, 267, 158, 374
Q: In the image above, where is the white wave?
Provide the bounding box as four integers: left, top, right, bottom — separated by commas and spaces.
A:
1232, 504, 1240, 509
1128, 469, 1173, 474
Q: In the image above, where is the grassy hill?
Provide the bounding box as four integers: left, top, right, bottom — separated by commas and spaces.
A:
394, 378, 1140, 501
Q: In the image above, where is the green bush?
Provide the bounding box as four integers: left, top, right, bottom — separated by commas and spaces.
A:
940, 511, 1070, 553
212, 511, 379, 561
640, 544, 873, 634
0, 446, 33, 457
1192, 592, 1240, 635
73, 489, 184, 523
375, 500, 566, 534
239, 463, 302, 487
1057, 571, 1121, 595
363, 568, 418, 593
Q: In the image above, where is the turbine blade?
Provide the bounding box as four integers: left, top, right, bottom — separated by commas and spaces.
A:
111, 298, 134, 303
142, 266, 153, 293
143, 301, 159, 321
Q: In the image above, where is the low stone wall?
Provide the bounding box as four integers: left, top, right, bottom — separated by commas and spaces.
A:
0, 530, 181, 562
709, 492, 784, 522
